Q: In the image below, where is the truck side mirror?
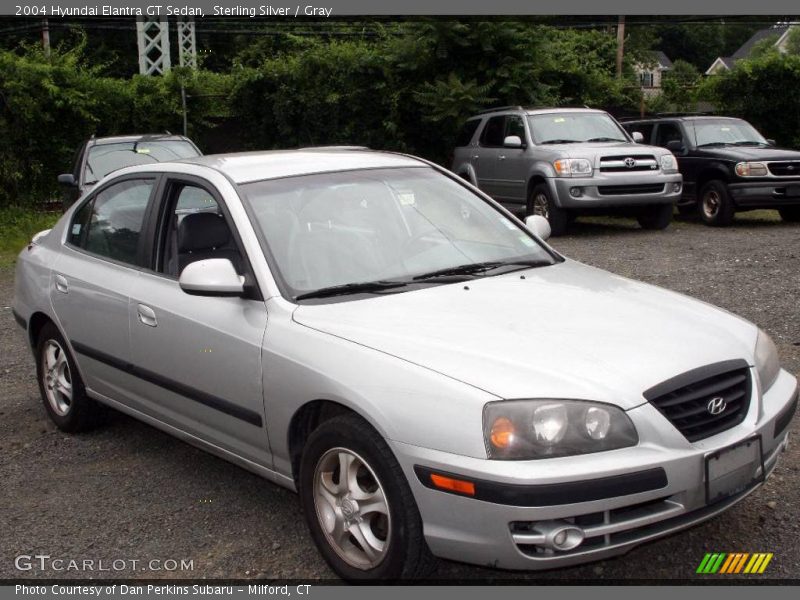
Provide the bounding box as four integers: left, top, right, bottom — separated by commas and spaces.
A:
503, 135, 525, 149
58, 174, 76, 187
666, 140, 685, 153
632, 132, 644, 143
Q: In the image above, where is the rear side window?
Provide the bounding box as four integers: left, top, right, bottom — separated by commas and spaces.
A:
455, 119, 481, 147
480, 116, 506, 147
69, 179, 154, 266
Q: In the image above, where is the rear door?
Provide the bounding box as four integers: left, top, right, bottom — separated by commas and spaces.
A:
124, 174, 271, 466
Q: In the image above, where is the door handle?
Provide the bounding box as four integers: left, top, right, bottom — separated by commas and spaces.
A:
55, 274, 69, 294
137, 304, 158, 327
472, 155, 479, 160
498, 155, 506, 160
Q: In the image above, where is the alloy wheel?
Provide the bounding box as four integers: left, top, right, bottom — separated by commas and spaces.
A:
533, 193, 550, 219
41, 339, 73, 416
702, 190, 721, 219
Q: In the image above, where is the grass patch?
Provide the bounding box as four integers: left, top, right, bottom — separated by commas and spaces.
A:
0, 207, 60, 268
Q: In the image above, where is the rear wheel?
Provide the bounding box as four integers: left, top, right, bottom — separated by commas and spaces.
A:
699, 180, 735, 226
637, 204, 673, 230
527, 183, 569, 236
778, 206, 800, 222
299, 414, 436, 580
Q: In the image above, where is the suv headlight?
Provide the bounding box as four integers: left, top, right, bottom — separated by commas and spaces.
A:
553, 158, 592, 177
484, 399, 638, 459
660, 154, 678, 173
735, 162, 768, 177
755, 329, 780, 392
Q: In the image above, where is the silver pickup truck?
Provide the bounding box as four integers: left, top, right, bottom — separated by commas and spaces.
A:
451, 107, 683, 235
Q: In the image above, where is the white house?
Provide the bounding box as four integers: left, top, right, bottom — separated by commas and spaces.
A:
635, 51, 673, 97
706, 24, 796, 75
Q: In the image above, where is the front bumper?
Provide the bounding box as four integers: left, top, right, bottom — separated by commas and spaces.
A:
551, 173, 682, 209
392, 369, 797, 571
728, 181, 800, 209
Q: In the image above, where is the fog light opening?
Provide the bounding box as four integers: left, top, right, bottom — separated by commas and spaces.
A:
672, 182, 682, 193
569, 187, 582, 198
537, 521, 586, 551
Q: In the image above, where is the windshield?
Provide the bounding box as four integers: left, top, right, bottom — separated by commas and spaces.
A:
528, 112, 628, 144
240, 167, 558, 300
692, 119, 768, 147
84, 140, 200, 183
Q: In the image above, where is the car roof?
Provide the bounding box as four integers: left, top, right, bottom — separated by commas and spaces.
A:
624, 116, 744, 124
174, 149, 426, 184
88, 134, 194, 146
473, 107, 605, 118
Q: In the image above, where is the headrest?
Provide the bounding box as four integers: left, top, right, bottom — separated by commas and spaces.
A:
178, 212, 230, 252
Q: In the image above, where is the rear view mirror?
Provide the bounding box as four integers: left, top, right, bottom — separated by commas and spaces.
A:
525, 215, 551, 241
58, 174, 76, 187
632, 132, 644, 143
766, 138, 776, 146
666, 140, 685, 153
503, 135, 524, 148
179, 258, 245, 297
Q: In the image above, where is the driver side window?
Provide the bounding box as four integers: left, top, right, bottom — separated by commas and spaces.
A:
656, 123, 684, 148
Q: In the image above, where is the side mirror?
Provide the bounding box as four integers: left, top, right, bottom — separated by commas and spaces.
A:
58, 174, 76, 187
666, 140, 685, 153
525, 215, 551, 241
503, 135, 524, 148
632, 131, 644, 143
766, 138, 776, 146
179, 258, 245, 297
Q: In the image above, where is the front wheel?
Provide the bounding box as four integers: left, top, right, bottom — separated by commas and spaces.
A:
699, 180, 735, 226
637, 204, 673, 230
299, 414, 436, 580
778, 206, 800, 222
527, 183, 569, 236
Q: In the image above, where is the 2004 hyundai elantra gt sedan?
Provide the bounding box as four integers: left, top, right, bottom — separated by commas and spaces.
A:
13, 149, 798, 580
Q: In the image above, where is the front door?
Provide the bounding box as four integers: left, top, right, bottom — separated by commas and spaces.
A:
492, 114, 529, 204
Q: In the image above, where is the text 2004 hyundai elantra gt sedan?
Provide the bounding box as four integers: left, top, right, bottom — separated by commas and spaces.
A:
13, 149, 798, 580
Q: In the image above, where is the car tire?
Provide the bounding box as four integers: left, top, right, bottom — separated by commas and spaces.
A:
527, 183, 569, 236
637, 204, 674, 230
35, 322, 105, 432
778, 206, 800, 222
699, 180, 735, 226
299, 413, 436, 581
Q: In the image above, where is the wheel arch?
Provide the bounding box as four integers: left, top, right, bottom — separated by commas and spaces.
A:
696, 167, 730, 200
28, 311, 56, 350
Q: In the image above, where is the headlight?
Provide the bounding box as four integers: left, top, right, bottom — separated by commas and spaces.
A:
553, 158, 592, 177
484, 399, 638, 459
735, 162, 768, 177
755, 329, 780, 392
660, 154, 678, 172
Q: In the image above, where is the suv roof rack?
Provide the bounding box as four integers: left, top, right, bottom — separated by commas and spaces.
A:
477, 106, 524, 114
298, 145, 371, 151
654, 111, 713, 117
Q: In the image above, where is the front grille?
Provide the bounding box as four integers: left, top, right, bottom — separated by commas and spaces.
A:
597, 184, 664, 195
767, 161, 800, 176
600, 154, 658, 172
644, 361, 751, 442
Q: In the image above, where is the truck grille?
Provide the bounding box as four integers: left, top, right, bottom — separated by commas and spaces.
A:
767, 161, 800, 176
597, 184, 664, 195
600, 155, 658, 172
643, 360, 751, 442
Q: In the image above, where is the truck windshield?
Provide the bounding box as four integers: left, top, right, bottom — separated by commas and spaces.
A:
84, 140, 200, 184
692, 119, 768, 147
528, 113, 628, 144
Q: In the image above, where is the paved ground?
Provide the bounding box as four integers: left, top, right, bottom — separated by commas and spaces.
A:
1, 212, 798, 581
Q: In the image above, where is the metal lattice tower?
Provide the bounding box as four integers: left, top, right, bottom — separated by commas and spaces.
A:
177, 18, 198, 69
136, 16, 171, 75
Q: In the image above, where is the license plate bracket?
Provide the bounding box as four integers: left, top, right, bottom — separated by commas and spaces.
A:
705, 435, 764, 505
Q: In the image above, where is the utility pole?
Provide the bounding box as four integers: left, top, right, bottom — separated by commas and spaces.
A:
615, 15, 625, 79
41, 18, 50, 57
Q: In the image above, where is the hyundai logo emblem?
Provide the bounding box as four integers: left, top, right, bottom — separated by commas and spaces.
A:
707, 396, 727, 415
624, 157, 637, 168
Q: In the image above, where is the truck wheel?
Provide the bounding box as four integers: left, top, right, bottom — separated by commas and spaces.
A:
637, 204, 673, 230
778, 207, 800, 222
299, 413, 436, 580
527, 184, 569, 236
699, 180, 735, 226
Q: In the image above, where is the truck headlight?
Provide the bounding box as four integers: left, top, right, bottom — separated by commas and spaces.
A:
553, 158, 592, 177
755, 329, 780, 392
484, 399, 638, 459
735, 162, 768, 177
660, 154, 678, 173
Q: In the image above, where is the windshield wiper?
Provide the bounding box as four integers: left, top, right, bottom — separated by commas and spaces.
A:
294, 280, 408, 301
732, 140, 767, 146
413, 259, 550, 281
539, 139, 580, 144
696, 142, 732, 148
586, 137, 626, 142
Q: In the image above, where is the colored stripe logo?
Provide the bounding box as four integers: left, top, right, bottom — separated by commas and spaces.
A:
696, 553, 773, 574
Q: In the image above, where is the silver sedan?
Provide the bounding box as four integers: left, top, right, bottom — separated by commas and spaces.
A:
13, 149, 798, 580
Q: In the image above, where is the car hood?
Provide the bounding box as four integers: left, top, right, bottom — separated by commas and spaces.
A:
698, 146, 800, 161
292, 261, 758, 409
548, 142, 670, 160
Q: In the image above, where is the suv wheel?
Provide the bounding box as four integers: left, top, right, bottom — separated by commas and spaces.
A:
699, 180, 735, 226
637, 204, 673, 230
36, 322, 105, 432
778, 206, 800, 222
527, 184, 569, 236
299, 413, 436, 580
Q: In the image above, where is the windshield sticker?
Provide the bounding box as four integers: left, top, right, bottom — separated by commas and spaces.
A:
397, 191, 416, 206
553, 117, 566, 123
135, 147, 151, 154
71, 224, 81, 236
720, 127, 730, 132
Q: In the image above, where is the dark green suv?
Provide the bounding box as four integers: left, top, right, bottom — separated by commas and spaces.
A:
622, 116, 800, 226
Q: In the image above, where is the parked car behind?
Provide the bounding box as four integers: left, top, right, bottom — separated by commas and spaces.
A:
58, 133, 202, 206
14, 149, 797, 580
622, 115, 800, 226
451, 107, 683, 235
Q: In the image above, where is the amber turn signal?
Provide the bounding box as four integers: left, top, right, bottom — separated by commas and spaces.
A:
490, 416, 516, 449
429, 473, 476, 496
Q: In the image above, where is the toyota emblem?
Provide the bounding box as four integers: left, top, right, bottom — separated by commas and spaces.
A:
707, 396, 727, 415
624, 157, 636, 168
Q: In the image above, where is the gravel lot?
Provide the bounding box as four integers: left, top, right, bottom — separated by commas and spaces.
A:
1, 212, 798, 582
